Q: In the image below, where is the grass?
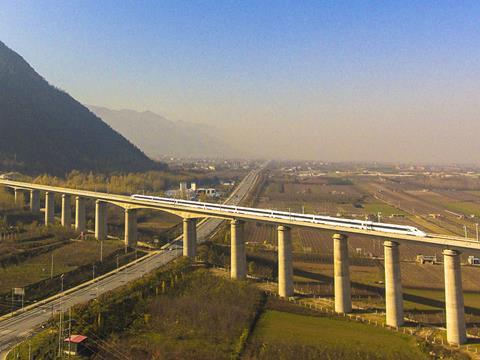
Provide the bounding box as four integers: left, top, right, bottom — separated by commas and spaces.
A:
363, 202, 405, 216
7, 329, 59, 360
247, 309, 427, 359
404, 287, 480, 310
445, 201, 480, 217
83, 268, 263, 360
0, 239, 122, 294
407, 215, 453, 234
420, 193, 480, 217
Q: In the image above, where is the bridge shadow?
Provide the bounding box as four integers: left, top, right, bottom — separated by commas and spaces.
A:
244, 251, 480, 317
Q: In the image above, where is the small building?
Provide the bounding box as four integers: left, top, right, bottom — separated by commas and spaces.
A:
221, 180, 235, 186
468, 256, 480, 265
179, 182, 188, 192
196, 188, 219, 198
64, 335, 87, 356
416, 254, 437, 265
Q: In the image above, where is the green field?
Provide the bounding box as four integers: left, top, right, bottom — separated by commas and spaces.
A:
246, 310, 427, 359
0, 239, 122, 292
404, 287, 480, 311
363, 202, 405, 216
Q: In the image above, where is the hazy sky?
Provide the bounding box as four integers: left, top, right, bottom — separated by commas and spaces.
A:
1, 1, 480, 163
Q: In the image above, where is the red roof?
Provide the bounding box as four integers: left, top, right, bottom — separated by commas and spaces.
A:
64, 335, 87, 343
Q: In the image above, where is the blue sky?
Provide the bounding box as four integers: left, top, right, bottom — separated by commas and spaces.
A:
1, 1, 480, 163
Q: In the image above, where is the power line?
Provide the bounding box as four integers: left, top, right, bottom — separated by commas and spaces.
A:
86, 332, 130, 360
84, 336, 128, 360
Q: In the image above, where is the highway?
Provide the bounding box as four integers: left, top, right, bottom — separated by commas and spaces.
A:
0, 168, 261, 357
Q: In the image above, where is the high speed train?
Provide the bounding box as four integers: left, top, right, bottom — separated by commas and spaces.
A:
131, 194, 427, 237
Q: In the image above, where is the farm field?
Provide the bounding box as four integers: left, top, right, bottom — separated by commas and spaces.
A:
245, 220, 440, 260
360, 179, 478, 236
245, 308, 428, 359
409, 190, 480, 220
0, 239, 123, 294
243, 166, 480, 336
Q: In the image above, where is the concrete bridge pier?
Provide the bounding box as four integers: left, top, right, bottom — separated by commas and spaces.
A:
75, 196, 86, 233
124, 208, 138, 250
183, 218, 197, 258
14, 189, 24, 206
278, 225, 294, 298
334, 233, 352, 313
44, 192, 55, 226
384, 240, 404, 327
61, 194, 72, 228
230, 219, 246, 280
95, 200, 107, 240
443, 249, 467, 345
30, 189, 40, 214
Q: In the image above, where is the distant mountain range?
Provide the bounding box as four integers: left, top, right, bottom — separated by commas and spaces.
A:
0, 40, 162, 175
88, 106, 240, 159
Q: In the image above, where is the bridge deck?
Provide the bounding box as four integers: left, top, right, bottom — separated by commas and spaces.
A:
2, 179, 480, 253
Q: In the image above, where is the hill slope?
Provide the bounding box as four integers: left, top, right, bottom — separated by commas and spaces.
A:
0, 40, 161, 175
88, 106, 240, 159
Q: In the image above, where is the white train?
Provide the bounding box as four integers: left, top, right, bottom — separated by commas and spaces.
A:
131, 194, 427, 237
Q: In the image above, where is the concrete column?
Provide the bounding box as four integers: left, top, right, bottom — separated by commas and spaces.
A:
14, 189, 24, 206
443, 249, 467, 345
44, 192, 55, 226
95, 200, 107, 241
278, 225, 294, 298
334, 233, 352, 313
182, 218, 197, 258
75, 196, 86, 232
231, 219, 246, 280
124, 208, 138, 250
384, 240, 404, 327
30, 190, 40, 214
61, 194, 72, 228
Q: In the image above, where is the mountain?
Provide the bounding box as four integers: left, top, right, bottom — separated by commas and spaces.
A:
88, 106, 240, 159
0, 40, 162, 175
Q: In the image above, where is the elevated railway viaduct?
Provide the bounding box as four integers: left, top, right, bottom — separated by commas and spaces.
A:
1, 177, 480, 345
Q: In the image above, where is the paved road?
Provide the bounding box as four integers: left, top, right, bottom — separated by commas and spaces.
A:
0, 168, 262, 356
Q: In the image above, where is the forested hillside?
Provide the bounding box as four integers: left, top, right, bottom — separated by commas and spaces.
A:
0, 40, 163, 175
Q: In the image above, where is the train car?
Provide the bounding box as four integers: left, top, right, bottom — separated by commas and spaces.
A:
131, 194, 427, 237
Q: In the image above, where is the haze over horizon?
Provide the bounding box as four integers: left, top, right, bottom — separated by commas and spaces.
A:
1, 1, 480, 164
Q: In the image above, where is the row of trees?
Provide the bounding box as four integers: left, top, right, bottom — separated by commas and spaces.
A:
32, 170, 227, 195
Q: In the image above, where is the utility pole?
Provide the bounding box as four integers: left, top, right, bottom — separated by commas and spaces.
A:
58, 310, 63, 358
476, 223, 479, 242
50, 253, 54, 279
92, 264, 96, 281
100, 241, 103, 263
67, 307, 72, 359
58, 273, 65, 358
116, 254, 119, 271
464, 225, 468, 239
